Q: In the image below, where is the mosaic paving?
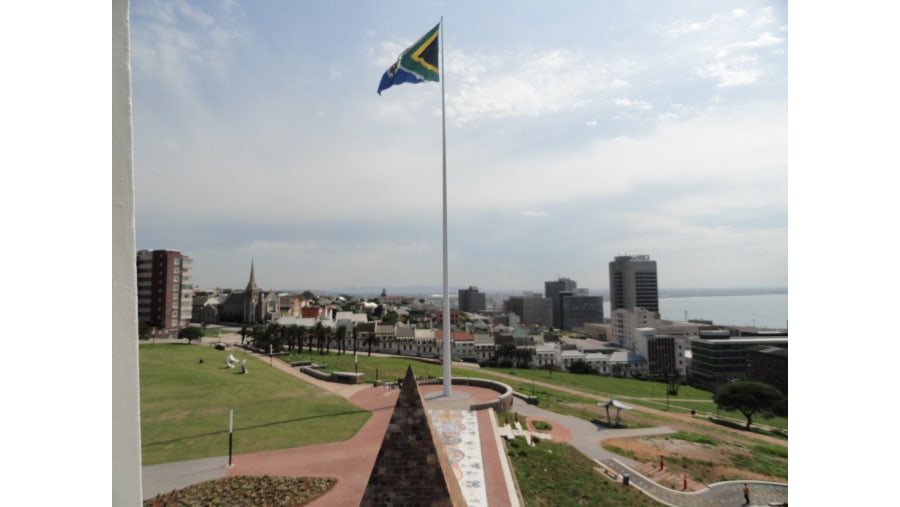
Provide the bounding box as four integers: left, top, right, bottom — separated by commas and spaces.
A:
430, 410, 487, 506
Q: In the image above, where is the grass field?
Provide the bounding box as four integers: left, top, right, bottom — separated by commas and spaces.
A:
139, 344, 371, 465
505, 438, 664, 506
279, 352, 788, 432
479, 366, 788, 431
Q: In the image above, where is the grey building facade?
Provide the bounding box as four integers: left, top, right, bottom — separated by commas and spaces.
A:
458, 286, 487, 313
522, 293, 553, 328
609, 255, 659, 313
545, 277, 577, 329
560, 293, 604, 331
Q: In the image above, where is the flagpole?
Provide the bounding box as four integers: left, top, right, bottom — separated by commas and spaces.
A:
440, 16, 451, 397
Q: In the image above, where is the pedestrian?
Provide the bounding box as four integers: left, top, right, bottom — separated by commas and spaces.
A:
743, 483, 749, 504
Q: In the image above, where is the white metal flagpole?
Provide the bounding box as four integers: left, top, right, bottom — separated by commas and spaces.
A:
440, 16, 451, 397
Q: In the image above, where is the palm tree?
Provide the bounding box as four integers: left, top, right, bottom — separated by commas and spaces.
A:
323, 326, 335, 355
335, 325, 348, 355
516, 347, 535, 368
268, 322, 283, 353
313, 321, 327, 355
364, 331, 379, 357
249, 324, 264, 350
296, 325, 307, 354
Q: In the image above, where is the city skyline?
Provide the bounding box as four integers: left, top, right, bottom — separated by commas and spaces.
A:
131, 1, 787, 292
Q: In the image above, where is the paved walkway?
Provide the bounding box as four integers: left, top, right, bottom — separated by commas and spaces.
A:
507, 396, 788, 506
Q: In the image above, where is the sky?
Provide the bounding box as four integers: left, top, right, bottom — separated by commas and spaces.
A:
129, 0, 788, 293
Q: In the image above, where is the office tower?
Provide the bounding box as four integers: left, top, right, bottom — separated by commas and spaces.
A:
560, 290, 604, 331
458, 286, 487, 313
545, 277, 577, 329
137, 249, 194, 337
522, 292, 553, 328
504, 296, 524, 317
609, 255, 659, 313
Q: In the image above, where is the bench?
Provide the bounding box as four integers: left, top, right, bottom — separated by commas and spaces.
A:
332, 371, 365, 384
593, 460, 619, 481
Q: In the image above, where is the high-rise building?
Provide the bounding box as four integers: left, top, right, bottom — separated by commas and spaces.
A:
545, 277, 577, 329
560, 290, 604, 331
522, 292, 553, 328
458, 286, 487, 313
609, 255, 659, 313
136, 249, 193, 337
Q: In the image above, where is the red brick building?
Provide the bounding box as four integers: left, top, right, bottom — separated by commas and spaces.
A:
137, 249, 193, 337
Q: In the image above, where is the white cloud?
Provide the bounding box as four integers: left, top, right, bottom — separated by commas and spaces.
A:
663, 6, 785, 88
445, 49, 637, 125
614, 98, 653, 110
448, 104, 786, 213
698, 59, 763, 87
753, 6, 776, 27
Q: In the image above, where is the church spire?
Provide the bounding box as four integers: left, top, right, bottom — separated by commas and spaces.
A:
246, 259, 258, 294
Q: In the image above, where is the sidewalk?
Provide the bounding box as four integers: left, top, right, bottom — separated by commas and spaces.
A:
506, 396, 788, 507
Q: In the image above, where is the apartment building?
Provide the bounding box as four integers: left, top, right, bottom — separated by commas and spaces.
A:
136, 249, 193, 337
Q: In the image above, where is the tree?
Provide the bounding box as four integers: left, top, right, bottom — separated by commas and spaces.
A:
382, 310, 400, 325
239, 325, 249, 346
364, 331, 379, 357
335, 325, 348, 355
138, 321, 151, 340
713, 381, 785, 429
178, 326, 203, 344
515, 347, 534, 368
313, 321, 328, 355
568, 359, 597, 375
487, 343, 519, 368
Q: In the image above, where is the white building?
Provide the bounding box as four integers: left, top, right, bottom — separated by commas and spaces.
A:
612, 307, 655, 349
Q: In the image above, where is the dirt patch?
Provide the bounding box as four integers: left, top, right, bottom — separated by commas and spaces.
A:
586, 402, 787, 486
602, 434, 784, 485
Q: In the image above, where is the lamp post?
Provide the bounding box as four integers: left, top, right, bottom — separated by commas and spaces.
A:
228, 409, 234, 467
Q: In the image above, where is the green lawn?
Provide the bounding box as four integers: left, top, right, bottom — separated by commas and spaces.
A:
506, 438, 664, 506
139, 344, 371, 465
479, 366, 788, 431
282, 350, 448, 382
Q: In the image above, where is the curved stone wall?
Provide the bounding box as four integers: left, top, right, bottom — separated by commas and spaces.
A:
429, 377, 514, 412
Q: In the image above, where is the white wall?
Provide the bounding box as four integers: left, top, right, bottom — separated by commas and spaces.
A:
112, 0, 143, 503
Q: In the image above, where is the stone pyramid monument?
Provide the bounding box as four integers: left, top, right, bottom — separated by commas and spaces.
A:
360, 366, 467, 507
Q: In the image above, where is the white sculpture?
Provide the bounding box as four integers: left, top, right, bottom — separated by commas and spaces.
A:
226, 353, 237, 369
241, 359, 247, 374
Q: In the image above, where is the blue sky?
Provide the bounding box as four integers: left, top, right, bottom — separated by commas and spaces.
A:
130, 0, 787, 293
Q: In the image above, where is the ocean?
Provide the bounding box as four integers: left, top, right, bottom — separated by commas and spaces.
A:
602, 293, 788, 330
